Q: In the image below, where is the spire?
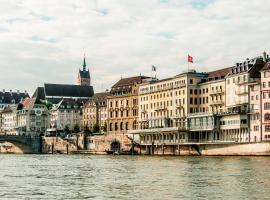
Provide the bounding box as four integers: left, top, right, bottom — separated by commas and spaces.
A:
83, 54, 86, 71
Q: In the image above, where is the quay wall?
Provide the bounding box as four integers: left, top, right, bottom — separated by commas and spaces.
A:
137, 142, 270, 156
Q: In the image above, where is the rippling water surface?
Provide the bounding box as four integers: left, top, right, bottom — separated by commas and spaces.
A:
0, 155, 270, 199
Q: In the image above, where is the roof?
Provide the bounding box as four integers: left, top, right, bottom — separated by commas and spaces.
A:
0, 90, 29, 104
79, 69, 90, 79
53, 98, 83, 110
84, 92, 108, 107
1, 107, 13, 114
44, 84, 94, 98
32, 87, 45, 104
207, 67, 231, 79
112, 76, 150, 88
21, 98, 36, 110
261, 62, 270, 71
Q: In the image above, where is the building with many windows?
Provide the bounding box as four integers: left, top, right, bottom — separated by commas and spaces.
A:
107, 76, 150, 135
82, 92, 108, 132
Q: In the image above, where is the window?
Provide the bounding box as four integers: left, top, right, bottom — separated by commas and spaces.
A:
263, 82, 266, 88
265, 125, 270, 132
264, 103, 270, 110
190, 89, 193, 95
265, 114, 270, 121
190, 79, 193, 84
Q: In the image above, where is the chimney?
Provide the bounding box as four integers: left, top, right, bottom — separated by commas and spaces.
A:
2, 89, 5, 93
10, 90, 12, 94
263, 51, 267, 62
17, 90, 20, 94
24, 90, 27, 94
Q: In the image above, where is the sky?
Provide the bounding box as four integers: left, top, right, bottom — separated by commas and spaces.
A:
0, 0, 269, 95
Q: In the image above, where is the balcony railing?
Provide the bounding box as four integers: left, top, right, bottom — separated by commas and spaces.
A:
235, 89, 248, 95
210, 89, 223, 95
210, 100, 224, 105
128, 126, 180, 134
235, 80, 248, 85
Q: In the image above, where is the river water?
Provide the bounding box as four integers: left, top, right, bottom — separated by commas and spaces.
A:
0, 155, 270, 200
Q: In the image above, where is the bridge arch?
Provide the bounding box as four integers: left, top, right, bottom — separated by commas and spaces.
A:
0, 135, 41, 153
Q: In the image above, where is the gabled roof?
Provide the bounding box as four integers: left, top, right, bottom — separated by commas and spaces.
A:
0, 90, 29, 104
44, 84, 94, 98
21, 97, 36, 110
261, 62, 270, 71
207, 67, 231, 79
112, 76, 150, 88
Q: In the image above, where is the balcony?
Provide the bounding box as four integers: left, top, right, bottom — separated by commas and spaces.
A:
128, 126, 183, 134
155, 106, 167, 111
210, 100, 224, 105
235, 80, 248, 85
235, 89, 248, 95
210, 89, 223, 95
175, 103, 184, 109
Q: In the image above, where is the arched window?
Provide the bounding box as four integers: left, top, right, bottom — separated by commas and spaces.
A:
265, 114, 270, 121
109, 123, 113, 131
126, 122, 129, 130
115, 123, 118, 131
120, 122, 124, 130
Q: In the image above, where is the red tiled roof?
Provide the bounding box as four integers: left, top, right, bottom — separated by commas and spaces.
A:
112, 76, 150, 88
207, 67, 232, 79
22, 97, 36, 109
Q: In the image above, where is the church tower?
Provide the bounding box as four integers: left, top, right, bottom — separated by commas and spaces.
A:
77, 55, 91, 86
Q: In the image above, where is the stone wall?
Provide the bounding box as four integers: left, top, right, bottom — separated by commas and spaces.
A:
42, 137, 77, 154
87, 134, 132, 154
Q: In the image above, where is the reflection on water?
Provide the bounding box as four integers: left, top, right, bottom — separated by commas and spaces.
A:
0, 155, 270, 199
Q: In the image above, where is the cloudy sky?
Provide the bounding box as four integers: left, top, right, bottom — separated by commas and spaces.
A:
0, 0, 269, 95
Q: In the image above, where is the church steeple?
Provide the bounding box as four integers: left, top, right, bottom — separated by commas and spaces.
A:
83, 54, 86, 71
77, 55, 91, 86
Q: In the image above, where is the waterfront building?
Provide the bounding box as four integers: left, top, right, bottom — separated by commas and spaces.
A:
260, 61, 270, 141
107, 76, 150, 135
16, 97, 50, 135
187, 67, 230, 142
130, 70, 204, 145
50, 99, 83, 131
0, 90, 29, 134
0, 106, 18, 135
248, 80, 261, 142
82, 92, 108, 132
0, 89, 29, 111
220, 56, 265, 142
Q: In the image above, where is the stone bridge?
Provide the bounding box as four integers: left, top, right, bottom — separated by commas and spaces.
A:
0, 135, 42, 153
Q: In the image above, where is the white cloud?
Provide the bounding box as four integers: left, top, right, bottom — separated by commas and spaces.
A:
0, 0, 269, 95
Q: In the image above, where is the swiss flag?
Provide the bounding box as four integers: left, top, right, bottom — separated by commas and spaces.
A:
188, 55, 193, 63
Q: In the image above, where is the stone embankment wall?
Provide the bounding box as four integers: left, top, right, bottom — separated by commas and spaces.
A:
87, 134, 132, 154
200, 142, 270, 156
42, 137, 77, 154
138, 142, 270, 156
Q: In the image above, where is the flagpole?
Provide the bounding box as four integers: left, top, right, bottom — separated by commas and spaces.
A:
188, 55, 189, 72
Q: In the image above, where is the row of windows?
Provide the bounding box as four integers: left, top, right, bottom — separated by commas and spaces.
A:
109, 99, 137, 108
227, 75, 247, 85
140, 80, 186, 93
109, 110, 137, 118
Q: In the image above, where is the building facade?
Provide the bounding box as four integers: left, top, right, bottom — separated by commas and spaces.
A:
107, 76, 150, 135
16, 98, 50, 136
82, 92, 108, 132
261, 61, 270, 141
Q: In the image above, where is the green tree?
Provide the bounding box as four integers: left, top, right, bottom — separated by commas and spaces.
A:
93, 123, 100, 133
102, 122, 107, 132
64, 125, 70, 134
84, 125, 90, 134
73, 124, 80, 133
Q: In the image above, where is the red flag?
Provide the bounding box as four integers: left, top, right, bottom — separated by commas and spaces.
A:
188, 55, 193, 63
